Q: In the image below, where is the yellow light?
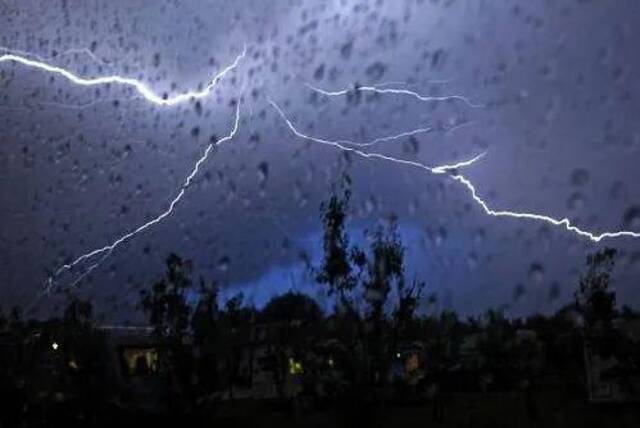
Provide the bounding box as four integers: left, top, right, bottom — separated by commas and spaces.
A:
288, 358, 304, 375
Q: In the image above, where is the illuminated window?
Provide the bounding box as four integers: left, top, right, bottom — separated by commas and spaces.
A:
122, 347, 159, 376
288, 357, 303, 375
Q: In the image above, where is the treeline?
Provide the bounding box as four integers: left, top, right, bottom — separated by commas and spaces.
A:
1, 178, 640, 422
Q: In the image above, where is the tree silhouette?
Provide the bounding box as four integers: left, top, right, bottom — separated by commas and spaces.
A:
191, 278, 220, 399
393, 277, 425, 345
140, 253, 193, 342
575, 247, 618, 357
191, 278, 219, 350
575, 248, 617, 330
363, 220, 405, 323
218, 292, 255, 399
262, 291, 323, 325
57, 295, 109, 422
315, 178, 429, 386
139, 253, 194, 409
478, 309, 515, 370
261, 292, 323, 398
316, 175, 363, 311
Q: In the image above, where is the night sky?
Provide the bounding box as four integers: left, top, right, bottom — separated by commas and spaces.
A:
1, 0, 640, 322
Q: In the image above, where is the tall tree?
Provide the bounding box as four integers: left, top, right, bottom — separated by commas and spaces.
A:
363, 220, 405, 323
139, 253, 194, 409
191, 278, 220, 397
140, 253, 193, 342
361, 219, 420, 383
575, 248, 617, 331
316, 175, 364, 311
218, 292, 255, 399
261, 292, 323, 397
575, 247, 618, 357
393, 277, 425, 343
191, 278, 219, 349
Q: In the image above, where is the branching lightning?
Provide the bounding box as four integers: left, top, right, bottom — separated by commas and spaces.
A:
332, 126, 435, 148
268, 98, 485, 176
3, 36, 639, 304
312, 120, 476, 149
0, 46, 247, 291
50, 102, 241, 289
305, 82, 485, 109
0, 45, 246, 106
271, 85, 640, 243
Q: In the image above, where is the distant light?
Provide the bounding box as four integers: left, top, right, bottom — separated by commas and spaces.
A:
288, 358, 304, 375
396, 352, 401, 358
51, 342, 59, 351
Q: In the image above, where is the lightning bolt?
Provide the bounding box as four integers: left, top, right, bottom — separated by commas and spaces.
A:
305, 82, 485, 109
270, 94, 640, 243
0, 46, 247, 292
4, 37, 639, 305
0, 46, 107, 66
331, 126, 435, 148
0, 46, 139, 110
50, 101, 241, 289
268, 98, 484, 177
449, 174, 640, 242
0, 45, 246, 106
311, 120, 475, 149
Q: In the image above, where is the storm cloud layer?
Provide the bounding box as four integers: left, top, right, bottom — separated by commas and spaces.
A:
1, 0, 640, 321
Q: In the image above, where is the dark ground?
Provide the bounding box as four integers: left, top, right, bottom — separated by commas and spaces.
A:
98, 393, 639, 428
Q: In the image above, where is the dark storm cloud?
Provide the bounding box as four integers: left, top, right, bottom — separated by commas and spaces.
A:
1, 0, 640, 319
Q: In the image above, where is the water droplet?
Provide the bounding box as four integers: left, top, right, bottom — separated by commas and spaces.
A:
257, 161, 269, 184
513, 284, 526, 302
567, 192, 586, 211
623, 206, 640, 229
569, 168, 590, 187
217, 256, 230, 272
528, 263, 545, 285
